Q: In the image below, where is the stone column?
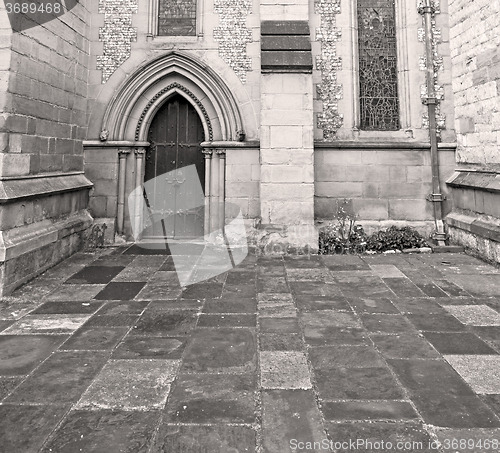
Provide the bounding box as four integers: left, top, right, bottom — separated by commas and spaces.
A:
133, 147, 146, 240
117, 148, 130, 235
259, 11, 318, 252
216, 149, 226, 232
202, 149, 213, 235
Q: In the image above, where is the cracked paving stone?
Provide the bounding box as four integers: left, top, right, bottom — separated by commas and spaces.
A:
259, 333, 304, 351
95, 300, 150, 315
322, 401, 419, 421
30, 301, 103, 315
203, 298, 257, 313
422, 332, 498, 355
77, 359, 180, 410
0, 314, 90, 335
480, 395, 500, 418
225, 271, 256, 285
151, 425, 256, 453
369, 264, 407, 278
180, 283, 224, 299
347, 297, 399, 314
443, 305, 500, 326
122, 244, 171, 255
262, 389, 325, 453
314, 367, 404, 400
361, 314, 417, 334
132, 309, 198, 336
434, 428, 500, 453
0, 405, 69, 453
133, 284, 183, 300
383, 278, 426, 297
309, 345, 385, 369
257, 277, 289, 293
289, 281, 343, 297
197, 314, 256, 327
406, 313, 466, 332
164, 374, 256, 423
94, 282, 147, 300
370, 334, 440, 359
0, 335, 67, 375
222, 284, 257, 298
181, 328, 257, 373
83, 314, 140, 327
285, 268, 334, 282
294, 295, 351, 311
260, 351, 312, 389
391, 297, 447, 314
259, 317, 301, 333
434, 279, 471, 297
112, 336, 187, 359
0, 320, 15, 332
46, 284, 106, 301
64, 266, 125, 284
40, 410, 160, 453
445, 275, 500, 297
5, 351, 109, 404
0, 377, 22, 400
325, 422, 434, 453
60, 326, 128, 351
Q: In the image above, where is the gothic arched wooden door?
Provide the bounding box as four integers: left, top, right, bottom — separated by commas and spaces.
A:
143, 94, 205, 239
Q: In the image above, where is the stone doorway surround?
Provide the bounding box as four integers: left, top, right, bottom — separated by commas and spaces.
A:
85, 51, 246, 242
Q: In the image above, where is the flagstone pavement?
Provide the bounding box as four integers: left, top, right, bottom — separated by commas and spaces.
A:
1, 245, 500, 452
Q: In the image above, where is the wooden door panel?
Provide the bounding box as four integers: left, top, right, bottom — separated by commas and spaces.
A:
144, 94, 205, 239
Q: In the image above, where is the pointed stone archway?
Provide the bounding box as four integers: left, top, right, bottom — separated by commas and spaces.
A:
99, 51, 245, 240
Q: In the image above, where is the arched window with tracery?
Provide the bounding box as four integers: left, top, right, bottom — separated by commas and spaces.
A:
357, 0, 400, 130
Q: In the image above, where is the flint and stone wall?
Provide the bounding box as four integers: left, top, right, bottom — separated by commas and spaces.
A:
446, 0, 500, 263
0, 2, 93, 296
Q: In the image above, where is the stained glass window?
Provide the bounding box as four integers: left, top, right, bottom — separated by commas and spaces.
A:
357, 0, 399, 130
158, 0, 196, 36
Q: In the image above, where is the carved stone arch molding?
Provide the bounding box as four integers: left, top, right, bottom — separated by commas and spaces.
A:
135, 82, 213, 142
102, 51, 243, 142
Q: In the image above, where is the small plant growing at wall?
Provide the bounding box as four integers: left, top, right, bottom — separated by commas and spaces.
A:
365, 226, 428, 252
84, 223, 108, 251
318, 199, 367, 254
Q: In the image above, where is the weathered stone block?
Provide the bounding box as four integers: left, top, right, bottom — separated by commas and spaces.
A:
352, 199, 389, 221
261, 165, 305, 183
261, 110, 312, 126
0, 153, 30, 177
226, 181, 260, 198
227, 165, 253, 182
315, 182, 363, 198
261, 183, 313, 201
269, 126, 303, 148
388, 199, 433, 221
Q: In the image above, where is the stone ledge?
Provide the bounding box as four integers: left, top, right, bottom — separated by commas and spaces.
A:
0, 210, 93, 296
0, 211, 93, 262
314, 141, 457, 150
446, 170, 500, 193
446, 211, 500, 243
0, 173, 93, 203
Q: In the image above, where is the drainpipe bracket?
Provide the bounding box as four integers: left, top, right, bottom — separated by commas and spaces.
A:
426, 193, 446, 202
422, 97, 437, 105
417, 5, 435, 15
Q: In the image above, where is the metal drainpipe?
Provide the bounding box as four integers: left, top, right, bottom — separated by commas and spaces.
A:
420, 0, 447, 246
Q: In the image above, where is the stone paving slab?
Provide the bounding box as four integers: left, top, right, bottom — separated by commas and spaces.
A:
2, 248, 500, 451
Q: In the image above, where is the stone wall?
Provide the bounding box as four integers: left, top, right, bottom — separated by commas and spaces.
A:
446, 0, 500, 263
315, 145, 456, 234
0, 2, 93, 295
449, 0, 500, 166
